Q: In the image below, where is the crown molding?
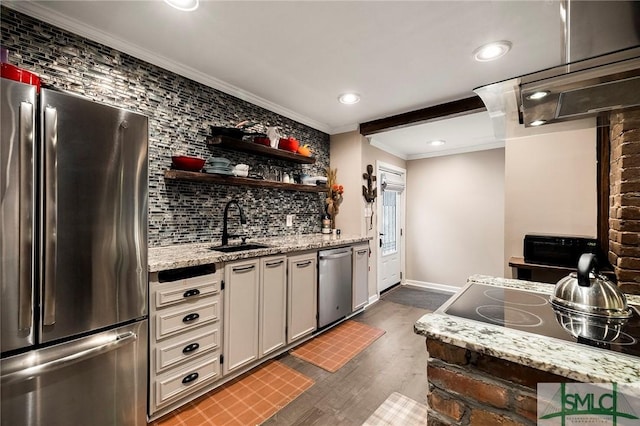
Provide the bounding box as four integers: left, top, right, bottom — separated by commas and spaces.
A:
369, 135, 504, 161
367, 137, 409, 161
330, 123, 359, 135
407, 140, 505, 160
5, 1, 332, 134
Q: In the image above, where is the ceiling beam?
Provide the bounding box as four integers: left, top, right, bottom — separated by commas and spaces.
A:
359, 96, 486, 136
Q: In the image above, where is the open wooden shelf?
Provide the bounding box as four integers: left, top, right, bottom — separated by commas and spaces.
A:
206, 135, 316, 164
164, 170, 327, 193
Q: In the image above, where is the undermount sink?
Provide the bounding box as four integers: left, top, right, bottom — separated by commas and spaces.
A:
209, 243, 270, 253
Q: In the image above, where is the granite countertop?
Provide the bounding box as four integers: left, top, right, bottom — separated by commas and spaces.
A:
414, 275, 640, 386
148, 233, 371, 272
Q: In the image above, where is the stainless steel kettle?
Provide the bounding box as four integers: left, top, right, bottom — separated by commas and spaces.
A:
551, 253, 632, 319
551, 253, 633, 342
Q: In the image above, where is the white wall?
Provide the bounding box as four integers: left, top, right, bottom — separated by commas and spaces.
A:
329, 132, 362, 235
331, 117, 597, 292
330, 131, 408, 301
406, 148, 505, 288
504, 121, 597, 276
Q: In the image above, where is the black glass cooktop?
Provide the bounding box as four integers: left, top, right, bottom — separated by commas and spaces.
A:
443, 283, 640, 358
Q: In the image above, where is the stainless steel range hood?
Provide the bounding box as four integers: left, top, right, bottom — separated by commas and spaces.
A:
475, 0, 640, 129
519, 48, 640, 127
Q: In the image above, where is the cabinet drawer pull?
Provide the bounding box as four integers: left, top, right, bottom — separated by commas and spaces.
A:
182, 343, 200, 354
182, 372, 199, 384
182, 313, 200, 323
183, 289, 201, 298
356, 249, 368, 255
265, 260, 284, 267
296, 260, 312, 268
232, 265, 255, 273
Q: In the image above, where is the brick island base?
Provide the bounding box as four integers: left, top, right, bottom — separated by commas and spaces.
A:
415, 276, 640, 426
425, 340, 572, 426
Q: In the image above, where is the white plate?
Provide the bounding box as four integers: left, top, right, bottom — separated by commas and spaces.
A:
207, 157, 231, 166
204, 168, 234, 175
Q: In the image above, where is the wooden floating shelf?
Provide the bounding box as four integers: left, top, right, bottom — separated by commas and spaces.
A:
206, 135, 316, 164
164, 170, 327, 193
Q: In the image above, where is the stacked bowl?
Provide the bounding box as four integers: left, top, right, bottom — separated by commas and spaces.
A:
204, 157, 233, 175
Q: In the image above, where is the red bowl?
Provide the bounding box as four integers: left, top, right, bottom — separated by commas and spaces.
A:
278, 138, 299, 152
1, 63, 41, 92
171, 156, 205, 171
254, 137, 271, 146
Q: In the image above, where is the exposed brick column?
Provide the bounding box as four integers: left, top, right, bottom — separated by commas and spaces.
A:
425, 340, 573, 426
609, 109, 640, 295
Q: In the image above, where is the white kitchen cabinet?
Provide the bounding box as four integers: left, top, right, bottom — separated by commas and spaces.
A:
287, 252, 318, 343
223, 259, 260, 375
352, 244, 369, 311
148, 264, 223, 417
259, 256, 287, 357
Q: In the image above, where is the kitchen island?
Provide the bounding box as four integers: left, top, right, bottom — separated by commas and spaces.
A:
149, 233, 370, 272
414, 275, 640, 426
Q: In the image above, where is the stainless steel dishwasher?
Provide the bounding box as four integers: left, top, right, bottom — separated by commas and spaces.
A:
318, 247, 353, 328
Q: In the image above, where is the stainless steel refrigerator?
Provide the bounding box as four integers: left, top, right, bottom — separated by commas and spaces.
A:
1, 78, 149, 426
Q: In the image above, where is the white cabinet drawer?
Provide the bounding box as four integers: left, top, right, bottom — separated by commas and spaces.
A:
156, 298, 220, 340
155, 325, 220, 373
155, 276, 220, 309
155, 355, 220, 407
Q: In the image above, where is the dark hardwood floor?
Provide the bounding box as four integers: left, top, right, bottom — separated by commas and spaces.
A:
262, 298, 430, 425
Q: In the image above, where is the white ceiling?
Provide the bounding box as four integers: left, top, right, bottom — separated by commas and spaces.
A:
7, 0, 567, 157
370, 111, 503, 160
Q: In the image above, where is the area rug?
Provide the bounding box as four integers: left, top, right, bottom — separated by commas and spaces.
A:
362, 392, 428, 426
382, 286, 454, 312
150, 361, 314, 426
290, 320, 386, 372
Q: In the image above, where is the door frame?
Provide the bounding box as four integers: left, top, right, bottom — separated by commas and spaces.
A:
376, 161, 406, 295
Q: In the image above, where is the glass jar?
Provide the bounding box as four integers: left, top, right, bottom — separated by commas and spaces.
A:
321, 215, 331, 234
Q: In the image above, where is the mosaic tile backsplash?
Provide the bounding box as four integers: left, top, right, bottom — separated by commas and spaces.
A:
1, 7, 329, 247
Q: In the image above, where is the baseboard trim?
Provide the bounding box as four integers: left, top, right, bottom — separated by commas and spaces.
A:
367, 294, 380, 306
403, 280, 459, 293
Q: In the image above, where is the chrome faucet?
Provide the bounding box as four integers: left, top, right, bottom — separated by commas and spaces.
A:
222, 200, 247, 246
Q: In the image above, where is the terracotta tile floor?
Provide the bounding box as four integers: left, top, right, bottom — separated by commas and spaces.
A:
150, 361, 314, 426
290, 320, 386, 372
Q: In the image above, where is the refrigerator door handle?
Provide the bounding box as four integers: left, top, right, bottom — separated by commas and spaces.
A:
1, 331, 137, 385
18, 101, 34, 331
43, 106, 58, 326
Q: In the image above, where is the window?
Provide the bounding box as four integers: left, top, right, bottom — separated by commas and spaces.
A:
381, 189, 398, 256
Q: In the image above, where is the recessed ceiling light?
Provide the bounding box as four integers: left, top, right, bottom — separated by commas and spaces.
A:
338, 93, 360, 105
527, 91, 550, 100
163, 0, 199, 12
530, 120, 546, 126
429, 140, 446, 146
473, 41, 512, 62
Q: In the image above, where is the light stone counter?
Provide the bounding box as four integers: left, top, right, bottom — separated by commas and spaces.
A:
414, 274, 640, 386
148, 233, 371, 272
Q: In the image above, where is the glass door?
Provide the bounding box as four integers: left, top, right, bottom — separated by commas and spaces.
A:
377, 166, 405, 293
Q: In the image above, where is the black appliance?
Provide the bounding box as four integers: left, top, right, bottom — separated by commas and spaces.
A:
443, 283, 640, 358
524, 234, 599, 267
